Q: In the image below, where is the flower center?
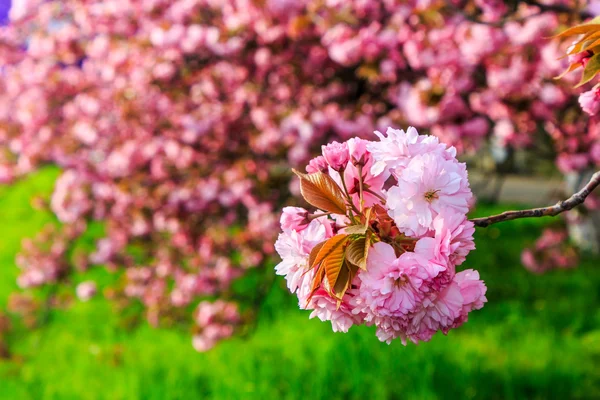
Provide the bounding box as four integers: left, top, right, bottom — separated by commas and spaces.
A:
394, 275, 408, 288
424, 189, 440, 203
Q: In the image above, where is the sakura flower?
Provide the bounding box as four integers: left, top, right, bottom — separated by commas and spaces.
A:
454, 269, 487, 315
274, 217, 332, 293
353, 242, 445, 319
280, 206, 309, 232
415, 208, 475, 267
308, 288, 362, 333
321, 141, 350, 171
386, 153, 472, 237
306, 155, 329, 173
579, 88, 600, 116
367, 126, 449, 178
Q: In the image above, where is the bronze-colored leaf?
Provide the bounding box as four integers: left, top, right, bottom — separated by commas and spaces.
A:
554, 62, 581, 80
312, 234, 349, 269
306, 264, 326, 304
293, 169, 347, 214
322, 238, 349, 297
552, 23, 600, 39
333, 261, 360, 303
364, 233, 372, 269
346, 237, 368, 270
308, 240, 326, 269
561, 30, 600, 58
332, 261, 351, 300
575, 53, 600, 88
344, 224, 368, 235
579, 36, 600, 54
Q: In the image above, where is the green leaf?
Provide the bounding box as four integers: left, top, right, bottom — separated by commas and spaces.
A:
575, 53, 600, 88
293, 169, 347, 214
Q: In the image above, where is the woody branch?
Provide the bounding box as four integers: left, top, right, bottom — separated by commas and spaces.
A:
470, 170, 600, 228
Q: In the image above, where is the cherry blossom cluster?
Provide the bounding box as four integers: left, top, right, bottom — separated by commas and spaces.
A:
192, 300, 241, 352
521, 227, 579, 274
275, 127, 487, 345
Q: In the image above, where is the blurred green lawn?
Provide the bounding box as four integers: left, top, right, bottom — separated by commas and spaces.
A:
1, 169, 600, 400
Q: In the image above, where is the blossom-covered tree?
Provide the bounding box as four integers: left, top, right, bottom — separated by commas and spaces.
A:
0, 0, 599, 350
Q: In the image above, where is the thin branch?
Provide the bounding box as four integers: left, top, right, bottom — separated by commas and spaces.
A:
470, 170, 600, 228
524, 0, 592, 19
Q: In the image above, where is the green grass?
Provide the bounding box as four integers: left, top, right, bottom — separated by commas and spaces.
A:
1, 169, 600, 399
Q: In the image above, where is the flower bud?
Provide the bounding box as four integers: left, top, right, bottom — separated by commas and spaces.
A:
280, 206, 309, 231
347, 137, 369, 166
579, 88, 600, 116
306, 156, 329, 173
321, 141, 349, 171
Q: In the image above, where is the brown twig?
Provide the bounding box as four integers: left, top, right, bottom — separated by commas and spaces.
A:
470, 170, 600, 227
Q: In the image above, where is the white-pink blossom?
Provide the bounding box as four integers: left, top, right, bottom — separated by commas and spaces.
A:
386, 152, 472, 237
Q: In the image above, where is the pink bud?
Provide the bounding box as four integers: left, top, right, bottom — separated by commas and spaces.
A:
579, 88, 600, 116
280, 206, 309, 231
306, 156, 329, 173
347, 137, 369, 166
321, 141, 349, 171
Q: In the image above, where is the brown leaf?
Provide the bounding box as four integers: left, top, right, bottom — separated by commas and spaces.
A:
308, 240, 326, 269
332, 261, 351, 299
344, 224, 368, 235
312, 234, 349, 269
333, 261, 359, 302
575, 53, 600, 88
364, 233, 372, 268
306, 264, 326, 304
554, 62, 581, 80
552, 23, 600, 39
293, 169, 347, 214
579, 36, 600, 54
321, 238, 350, 298
345, 237, 368, 270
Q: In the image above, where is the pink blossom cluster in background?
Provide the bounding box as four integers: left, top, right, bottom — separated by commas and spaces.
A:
192, 300, 241, 352
275, 127, 487, 344
521, 228, 579, 274
0, 0, 595, 350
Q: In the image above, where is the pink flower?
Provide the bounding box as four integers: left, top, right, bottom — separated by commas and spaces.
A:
330, 142, 390, 208
386, 153, 472, 237
415, 208, 476, 267
308, 288, 361, 333
306, 156, 329, 173
454, 269, 487, 314
354, 242, 445, 319
76, 281, 97, 301
280, 206, 309, 232
321, 141, 350, 171
367, 126, 450, 178
274, 217, 332, 293
579, 88, 600, 116
347, 137, 369, 166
